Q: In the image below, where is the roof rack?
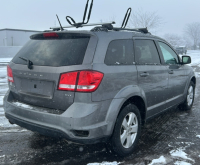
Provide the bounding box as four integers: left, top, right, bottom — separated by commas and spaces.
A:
50, 22, 116, 31
91, 8, 149, 34
66, 0, 93, 28
121, 8, 132, 28
48, 0, 149, 34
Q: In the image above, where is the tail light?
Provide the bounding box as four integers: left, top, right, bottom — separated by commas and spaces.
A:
58, 72, 78, 91
58, 71, 103, 92
7, 65, 14, 82
43, 32, 59, 38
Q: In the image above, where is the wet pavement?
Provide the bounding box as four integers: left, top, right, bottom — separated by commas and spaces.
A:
0, 66, 200, 165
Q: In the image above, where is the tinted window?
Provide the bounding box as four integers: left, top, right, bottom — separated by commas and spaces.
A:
12, 37, 90, 67
135, 40, 160, 64
105, 40, 134, 65
158, 42, 179, 64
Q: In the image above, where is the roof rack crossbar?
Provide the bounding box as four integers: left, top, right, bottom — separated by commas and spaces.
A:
121, 8, 132, 28
113, 27, 149, 34
50, 22, 115, 30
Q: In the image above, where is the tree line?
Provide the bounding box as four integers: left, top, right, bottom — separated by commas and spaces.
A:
103, 9, 200, 50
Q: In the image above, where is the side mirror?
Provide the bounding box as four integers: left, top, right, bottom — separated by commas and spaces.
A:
182, 56, 191, 64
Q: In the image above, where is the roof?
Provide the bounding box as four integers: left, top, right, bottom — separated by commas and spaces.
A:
0, 28, 41, 33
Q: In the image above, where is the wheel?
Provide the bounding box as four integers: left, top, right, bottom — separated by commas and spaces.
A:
110, 104, 141, 156
180, 81, 195, 110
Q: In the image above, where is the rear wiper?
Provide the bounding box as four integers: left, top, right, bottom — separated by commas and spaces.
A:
19, 57, 33, 70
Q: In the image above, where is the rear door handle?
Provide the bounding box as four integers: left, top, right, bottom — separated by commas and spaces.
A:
140, 72, 149, 77
168, 70, 174, 74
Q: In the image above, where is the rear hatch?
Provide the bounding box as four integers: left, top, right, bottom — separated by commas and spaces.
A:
9, 32, 96, 111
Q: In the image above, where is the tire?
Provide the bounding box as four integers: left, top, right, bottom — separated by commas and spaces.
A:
110, 104, 141, 156
180, 81, 195, 111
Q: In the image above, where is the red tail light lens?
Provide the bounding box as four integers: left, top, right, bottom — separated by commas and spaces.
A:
58, 72, 78, 91
58, 71, 103, 92
43, 32, 59, 38
7, 65, 14, 82
77, 71, 104, 92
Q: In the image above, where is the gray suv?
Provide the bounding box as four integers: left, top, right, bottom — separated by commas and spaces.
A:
4, 29, 195, 156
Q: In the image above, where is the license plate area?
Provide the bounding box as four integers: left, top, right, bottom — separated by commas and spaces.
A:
19, 78, 54, 98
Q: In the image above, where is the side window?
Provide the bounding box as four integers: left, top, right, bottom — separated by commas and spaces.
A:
158, 42, 179, 64
135, 40, 160, 64
105, 40, 134, 65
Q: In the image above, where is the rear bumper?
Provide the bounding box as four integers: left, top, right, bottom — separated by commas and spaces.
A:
5, 113, 109, 144
3, 91, 111, 144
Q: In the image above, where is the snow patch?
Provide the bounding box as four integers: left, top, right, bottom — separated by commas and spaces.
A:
0, 88, 9, 94
0, 128, 27, 133
196, 135, 200, 138
0, 96, 4, 105
0, 58, 12, 63
174, 161, 191, 165
0, 155, 5, 158
148, 156, 166, 165
0, 116, 17, 128
170, 148, 194, 162
87, 162, 121, 165
0, 107, 4, 115
12, 102, 34, 110
187, 50, 200, 66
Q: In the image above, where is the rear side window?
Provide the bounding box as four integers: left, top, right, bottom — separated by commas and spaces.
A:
105, 40, 134, 65
12, 36, 90, 67
135, 40, 160, 64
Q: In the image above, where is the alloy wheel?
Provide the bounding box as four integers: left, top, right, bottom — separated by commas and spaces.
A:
120, 112, 138, 148
187, 86, 194, 106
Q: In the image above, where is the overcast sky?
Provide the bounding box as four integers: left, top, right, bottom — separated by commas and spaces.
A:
1, 0, 200, 37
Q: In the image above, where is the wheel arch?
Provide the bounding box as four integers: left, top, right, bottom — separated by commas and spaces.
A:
105, 94, 147, 137
119, 96, 147, 125
191, 76, 196, 86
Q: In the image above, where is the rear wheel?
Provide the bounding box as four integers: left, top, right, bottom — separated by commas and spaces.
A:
180, 81, 195, 110
110, 104, 141, 156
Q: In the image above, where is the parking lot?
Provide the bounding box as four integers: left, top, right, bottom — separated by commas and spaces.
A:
1, 51, 200, 165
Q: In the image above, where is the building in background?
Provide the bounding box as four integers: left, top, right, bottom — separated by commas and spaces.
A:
0, 28, 41, 58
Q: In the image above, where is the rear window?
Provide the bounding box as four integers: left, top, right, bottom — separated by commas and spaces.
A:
12, 35, 90, 67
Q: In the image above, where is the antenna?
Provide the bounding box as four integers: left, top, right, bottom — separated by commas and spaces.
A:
65, 0, 94, 28
56, 14, 64, 31
121, 8, 132, 28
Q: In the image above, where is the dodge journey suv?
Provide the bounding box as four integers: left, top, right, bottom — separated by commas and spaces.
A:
4, 28, 195, 156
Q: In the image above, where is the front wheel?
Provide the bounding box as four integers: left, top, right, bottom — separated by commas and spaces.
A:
110, 104, 141, 156
180, 81, 195, 110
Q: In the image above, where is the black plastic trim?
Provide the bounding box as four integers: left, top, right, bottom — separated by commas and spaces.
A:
5, 113, 109, 144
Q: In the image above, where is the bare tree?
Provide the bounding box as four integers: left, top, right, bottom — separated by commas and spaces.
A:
184, 22, 200, 50
164, 34, 183, 48
129, 9, 163, 32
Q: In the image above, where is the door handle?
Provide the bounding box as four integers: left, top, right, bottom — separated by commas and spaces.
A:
140, 72, 149, 77
168, 70, 174, 74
